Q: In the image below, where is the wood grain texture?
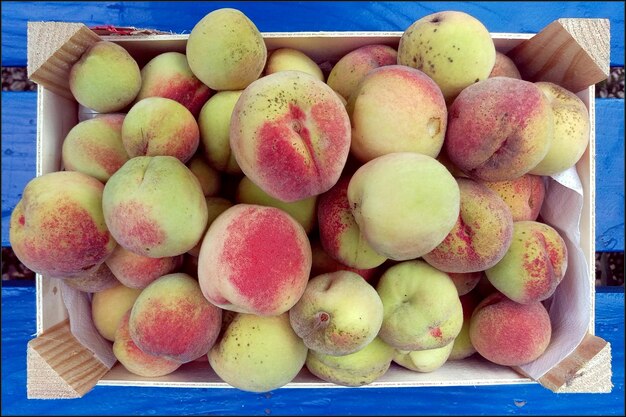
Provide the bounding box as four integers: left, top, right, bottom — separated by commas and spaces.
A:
27, 320, 109, 399
1, 286, 623, 415
2, 1, 624, 66
509, 19, 610, 93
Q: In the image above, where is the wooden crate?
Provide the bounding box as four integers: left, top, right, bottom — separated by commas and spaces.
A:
25, 18, 612, 398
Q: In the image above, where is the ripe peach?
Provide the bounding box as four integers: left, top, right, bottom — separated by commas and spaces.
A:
186, 8, 266, 90
489, 52, 522, 79
289, 271, 384, 356
347, 152, 460, 261
482, 174, 546, 221
113, 311, 182, 377
92, 282, 142, 341
9, 171, 116, 278
445, 77, 554, 181
230, 71, 351, 202
422, 178, 514, 273
347, 65, 447, 162
69, 41, 141, 113
327, 44, 397, 100
61, 114, 129, 183
135, 51, 211, 117
469, 292, 552, 366
122, 97, 199, 163
102, 156, 208, 258
317, 176, 386, 269
265, 48, 324, 81
105, 245, 183, 289
198, 204, 311, 316
129, 273, 222, 363
485, 221, 568, 304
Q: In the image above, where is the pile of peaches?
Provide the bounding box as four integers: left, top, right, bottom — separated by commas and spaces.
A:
10, 8, 590, 392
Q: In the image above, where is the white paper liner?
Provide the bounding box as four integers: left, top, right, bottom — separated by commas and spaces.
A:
58, 166, 591, 382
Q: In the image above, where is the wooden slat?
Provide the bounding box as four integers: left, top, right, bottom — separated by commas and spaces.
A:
1, 1, 624, 66
1, 94, 623, 251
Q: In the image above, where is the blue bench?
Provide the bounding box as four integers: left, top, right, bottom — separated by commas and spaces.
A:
1, 2, 623, 415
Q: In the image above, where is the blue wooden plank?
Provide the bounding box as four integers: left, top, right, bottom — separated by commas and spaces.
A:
1, 92, 37, 248
1, 285, 623, 415
1, 1, 624, 67
596, 98, 625, 252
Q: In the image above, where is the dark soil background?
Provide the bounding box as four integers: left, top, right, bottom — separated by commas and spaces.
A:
1, 67, 624, 286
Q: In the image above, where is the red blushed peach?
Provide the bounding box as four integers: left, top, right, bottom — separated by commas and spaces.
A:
62, 262, 120, 293
9, 171, 116, 278
135, 52, 212, 118
197, 204, 312, 316
230, 71, 351, 202
485, 221, 568, 304
327, 44, 397, 100
422, 178, 514, 273
489, 52, 522, 79
105, 245, 183, 289
62, 114, 130, 183
482, 174, 546, 221
469, 292, 551, 366
347, 65, 447, 162
129, 273, 222, 363
114, 311, 182, 377
448, 271, 484, 296
318, 177, 387, 269
445, 77, 554, 181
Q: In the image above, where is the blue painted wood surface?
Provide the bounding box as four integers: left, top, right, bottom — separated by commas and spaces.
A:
1, 1, 624, 66
1, 284, 623, 415
4, 93, 621, 250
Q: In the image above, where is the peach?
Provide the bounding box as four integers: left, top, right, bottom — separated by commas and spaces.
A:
187, 155, 221, 197
482, 174, 546, 221
305, 337, 394, 387
135, 51, 212, 117
122, 97, 199, 163
187, 197, 234, 257
376, 260, 463, 351
347, 152, 460, 261
186, 8, 266, 90
448, 271, 484, 296
445, 77, 554, 181
9, 171, 116, 278
347, 65, 447, 162
265, 48, 324, 81
289, 271, 384, 356
208, 312, 307, 393
129, 273, 222, 363
317, 176, 386, 269
236, 176, 317, 233
198, 90, 243, 174
469, 292, 552, 366
198, 204, 311, 316
530, 82, 591, 176
310, 240, 378, 282
489, 52, 522, 79
113, 311, 182, 377
61, 114, 130, 183
92, 282, 142, 341
422, 178, 514, 273
102, 156, 208, 258
327, 44, 397, 100
393, 342, 454, 373
230, 71, 351, 202
62, 262, 120, 293
69, 41, 141, 113
397, 11, 496, 103
105, 245, 183, 289
485, 221, 568, 304
448, 292, 480, 360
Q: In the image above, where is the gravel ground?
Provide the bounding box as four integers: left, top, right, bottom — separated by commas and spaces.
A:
1, 66, 624, 286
